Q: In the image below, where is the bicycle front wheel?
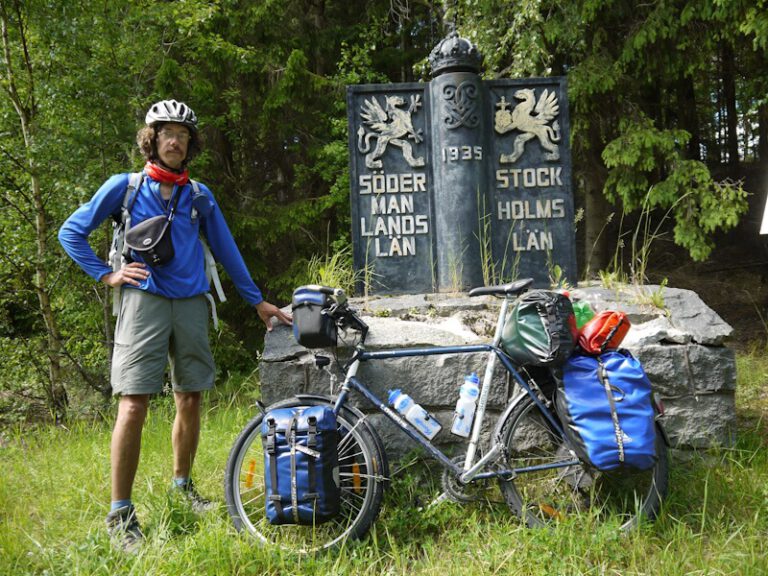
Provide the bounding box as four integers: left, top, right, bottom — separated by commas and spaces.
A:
224, 397, 388, 552
498, 395, 668, 530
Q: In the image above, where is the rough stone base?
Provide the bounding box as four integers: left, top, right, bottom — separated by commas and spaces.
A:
261, 284, 736, 456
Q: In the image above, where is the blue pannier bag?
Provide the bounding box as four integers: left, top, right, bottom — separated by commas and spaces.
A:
262, 405, 341, 525
556, 350, 657, 471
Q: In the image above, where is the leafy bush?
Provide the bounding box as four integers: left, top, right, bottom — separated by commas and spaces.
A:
602, 117, 748, 262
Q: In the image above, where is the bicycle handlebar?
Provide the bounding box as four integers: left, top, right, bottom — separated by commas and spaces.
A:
323, 298, 369, 341
302, 283, 347, 301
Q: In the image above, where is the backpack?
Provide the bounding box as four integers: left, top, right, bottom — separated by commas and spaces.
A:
501, 290, 577, 367
555, 350, 657, 471
109, 172, 226, 326
262, 405, 341, 525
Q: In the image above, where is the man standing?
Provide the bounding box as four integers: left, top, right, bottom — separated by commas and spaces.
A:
59, 100, 291, 551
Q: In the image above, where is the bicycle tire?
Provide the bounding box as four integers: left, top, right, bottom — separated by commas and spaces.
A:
224, 396, 388, 553
497, 395, 669, 530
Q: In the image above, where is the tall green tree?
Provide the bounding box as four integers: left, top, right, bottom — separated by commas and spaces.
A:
0, 0, 164, 419
458, 0, 757, 272
0, 0, 70, 417
0, 0, 439, 421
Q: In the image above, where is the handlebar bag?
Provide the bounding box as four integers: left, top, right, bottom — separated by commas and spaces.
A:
556, 350, 657, 471
262, 405, 340, 525
577, 310, 630, 354
292, 286, 337, 348
501, 290, 577, 367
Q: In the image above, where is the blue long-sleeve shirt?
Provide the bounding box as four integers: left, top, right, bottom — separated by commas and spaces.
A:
58, 172, 263, 305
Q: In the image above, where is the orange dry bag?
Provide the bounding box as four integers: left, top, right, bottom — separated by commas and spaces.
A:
577, 310, 630, 354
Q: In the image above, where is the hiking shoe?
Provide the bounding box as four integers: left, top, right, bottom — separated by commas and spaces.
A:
105, 505, 144, 553
174, 479, 216, 513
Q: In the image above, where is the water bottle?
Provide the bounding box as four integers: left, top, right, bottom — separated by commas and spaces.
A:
388, 389, 442, 440
451, 373, 480, 438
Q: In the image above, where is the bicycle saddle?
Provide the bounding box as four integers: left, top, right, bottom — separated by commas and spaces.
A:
468, 278, 534, 298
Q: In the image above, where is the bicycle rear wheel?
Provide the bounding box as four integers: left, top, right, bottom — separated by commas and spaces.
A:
224, 397, 388, 552
498, 395, 668, 529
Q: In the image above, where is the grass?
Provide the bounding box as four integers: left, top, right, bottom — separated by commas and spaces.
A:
2, 350, 768, 575
307, 243, 360, 296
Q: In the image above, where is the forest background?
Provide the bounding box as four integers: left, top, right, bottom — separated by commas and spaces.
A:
1, 0, 767, 424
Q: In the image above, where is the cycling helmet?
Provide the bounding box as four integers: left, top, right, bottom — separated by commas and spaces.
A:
145, 99, 198, 131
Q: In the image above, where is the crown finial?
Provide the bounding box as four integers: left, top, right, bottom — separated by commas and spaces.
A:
428, 29, 483, 77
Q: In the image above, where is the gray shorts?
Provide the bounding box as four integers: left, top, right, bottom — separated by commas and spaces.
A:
111, 288, 215, 396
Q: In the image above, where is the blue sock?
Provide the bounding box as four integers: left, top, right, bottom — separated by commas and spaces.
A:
111, 499, 132, 512
173, 477, 190, 489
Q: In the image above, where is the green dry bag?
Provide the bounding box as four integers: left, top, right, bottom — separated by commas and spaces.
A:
501, 290, 577, 367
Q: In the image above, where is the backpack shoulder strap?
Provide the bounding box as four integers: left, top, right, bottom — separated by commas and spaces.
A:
190, 179, 227, 330
189, 178, 202, 220
123, 172, 144, 219
120, 171, 144, 259
202, 239, 227, 304
190, 179, 226, 302
110, 172, 144, 316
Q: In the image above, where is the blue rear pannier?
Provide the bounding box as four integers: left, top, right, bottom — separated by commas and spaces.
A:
556, 350, 657, 471
262, 405, 340, 525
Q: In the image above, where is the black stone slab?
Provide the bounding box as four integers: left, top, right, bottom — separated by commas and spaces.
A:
429, 71, 489, 292
347, 83, 435, 294
347, 76, 576, 294
486, 77, 577, 287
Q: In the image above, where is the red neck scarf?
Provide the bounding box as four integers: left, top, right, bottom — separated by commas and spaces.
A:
144, 162, 190, 186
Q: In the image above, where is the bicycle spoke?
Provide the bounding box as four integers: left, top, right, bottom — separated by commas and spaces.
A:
241, 491, 266, 509
339, 489, 366, 507
338, 447, 367, 461
337, 419, 367, 450
499, 395, 667, 529
238, 484, 266, 499
339, 472, 380, 485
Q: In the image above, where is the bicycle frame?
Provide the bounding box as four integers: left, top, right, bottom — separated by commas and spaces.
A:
331, 297, 580, 486
226, 284, 669, 549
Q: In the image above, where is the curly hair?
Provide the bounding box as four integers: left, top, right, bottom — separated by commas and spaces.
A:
136, 123, 202, 168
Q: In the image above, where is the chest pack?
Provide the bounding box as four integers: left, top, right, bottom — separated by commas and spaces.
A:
109, 172, 226, 325
556, 350, 657, 471
122, 180, 181, 268
501, 290, 577, 367
262, 405, 341, 525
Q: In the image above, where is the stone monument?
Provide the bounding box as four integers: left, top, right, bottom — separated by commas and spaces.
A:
347, 28, 576, 294
260, 30, 737, 457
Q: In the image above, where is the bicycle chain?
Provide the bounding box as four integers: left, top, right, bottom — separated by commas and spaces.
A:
440, 455, 504, 504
